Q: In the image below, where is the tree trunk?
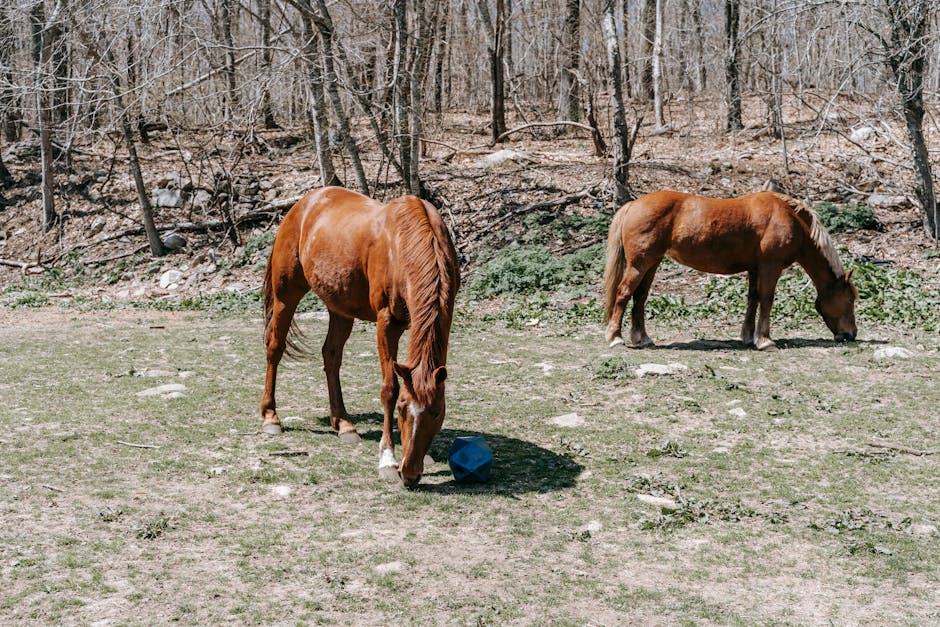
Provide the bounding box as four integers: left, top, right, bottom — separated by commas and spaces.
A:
691, 0, 705, 91
885, 0, 938, 239
558, 0, 581, 122
103, 47, 164, 256
220, 0, 238, 118
260, 0, 278, 129
640, 0, 655, 101
311, 0, 370, 195
491, 0, 507, 141
1, 7, 21, 142
652, 0, 665, 131
603, 0, 631, 206
432, 0, 450, 114
621, 0, 632, 99
407, 0, 432, 195
724, 0, 742, 131
0, 143, 12, 188
300, 9, 340, 187
31, 0, 59, 232
393, 0, 414, 192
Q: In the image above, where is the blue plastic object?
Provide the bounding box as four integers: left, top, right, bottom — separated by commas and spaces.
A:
448, 436, 493, 483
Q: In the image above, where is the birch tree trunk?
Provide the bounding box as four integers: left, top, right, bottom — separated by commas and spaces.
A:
603, 0, 631, 206
652, 0, 666, 131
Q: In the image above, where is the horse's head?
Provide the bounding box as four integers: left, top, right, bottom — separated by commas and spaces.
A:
815, 268, 858, 342
392, 362, 448, 488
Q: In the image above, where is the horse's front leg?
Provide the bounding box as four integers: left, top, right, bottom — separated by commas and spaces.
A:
376, 310, 404, 481
322, 312, 359, 443
755, 266, 783, 351
741, 271, 758, 346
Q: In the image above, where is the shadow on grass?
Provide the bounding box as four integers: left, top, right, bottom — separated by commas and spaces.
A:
657, 337, 885, 351
299, 414, 582, 495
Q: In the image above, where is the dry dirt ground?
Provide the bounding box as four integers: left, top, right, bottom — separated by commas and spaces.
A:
1, 307, 938, 624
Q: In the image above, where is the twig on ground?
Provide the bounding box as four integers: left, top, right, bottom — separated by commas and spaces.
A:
867, 442, 937, 456
116, 440, 160, 449
494, 121, 596, 144
41, 484, 65, 493
268, 450, 310, 457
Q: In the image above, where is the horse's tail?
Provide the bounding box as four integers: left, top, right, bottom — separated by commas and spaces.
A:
262, 240, 309, 358
603, 205, 629, 324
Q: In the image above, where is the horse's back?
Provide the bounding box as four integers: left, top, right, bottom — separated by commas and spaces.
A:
621, 190, 805, 274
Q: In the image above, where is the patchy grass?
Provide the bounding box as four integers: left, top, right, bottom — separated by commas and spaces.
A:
1, 305, 938, 624
814, 202, 883, 233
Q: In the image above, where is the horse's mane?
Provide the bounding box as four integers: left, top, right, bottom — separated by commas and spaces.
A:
772, 193, 845, 277
393, 197, 457, 405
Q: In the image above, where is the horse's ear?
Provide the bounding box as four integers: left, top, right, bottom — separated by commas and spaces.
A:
845, 267, 854, 281
433, 366, 448, 385
393, 362, 412, 383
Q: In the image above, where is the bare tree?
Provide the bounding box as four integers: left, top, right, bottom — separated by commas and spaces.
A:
640, 0, 655, 100
477, 0, 508, 142
558, 0, 581, 122
724, 0, 742, 131
220, 0, 239, 118
31, 0, 61, 232
881, 0, 938, 239
259, 0, 278, 129
603, 0, 634, 205
652, 0, 666, 131
296, 3, 340, 187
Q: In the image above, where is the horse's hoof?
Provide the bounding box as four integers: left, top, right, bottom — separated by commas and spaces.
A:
632, 338, 655, 349
338, 430, 362, 444
756, 340, 778, 352
378, 465, 399, 482
609, 337, 625, 348
261, 423, 282, 435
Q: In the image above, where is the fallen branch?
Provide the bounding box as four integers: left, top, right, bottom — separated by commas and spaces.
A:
494, 120, 596, 144
0, 258, 37, 270
116, 440, 160, 449
84, 244, 150, 266
867, 442, 937, 456
268, 450, 310, 457
487, 184, 604, 232
41, 484, 65, 493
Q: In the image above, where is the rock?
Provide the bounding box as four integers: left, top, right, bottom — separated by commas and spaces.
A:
476, 149, 534, 169
583, 520, 603, 533
551, 413, 584, 427
159, 269, 183, 289
909, 524, 937, 537
373, 561, 404, 575
867, 192, 909, 209
874, 346, 914, 359
636, 493, 680, 512
634, 363, 687, 378
191, 189, 212, 208
161, 232, 187, 251
727, 407, 747, 417
271, 485, 291, 498
153, 188, 184, 208
850, 126, 878, 142
133, 368, 176, 378
136, 383, 187, 398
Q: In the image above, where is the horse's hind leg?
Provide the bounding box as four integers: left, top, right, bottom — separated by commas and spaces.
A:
629, 263, 660, 347
261, 284, 308, 435
606, 263, 656, 348
322, 312, 359, 443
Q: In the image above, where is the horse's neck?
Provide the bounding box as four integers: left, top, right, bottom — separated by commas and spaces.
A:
798, 242, 840, 291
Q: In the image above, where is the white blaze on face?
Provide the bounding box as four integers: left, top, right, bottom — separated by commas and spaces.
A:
408, 403, 425, 444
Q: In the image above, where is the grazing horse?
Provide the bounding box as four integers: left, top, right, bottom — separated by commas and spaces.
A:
603, 190, 857, 351
260, 187, 459, 487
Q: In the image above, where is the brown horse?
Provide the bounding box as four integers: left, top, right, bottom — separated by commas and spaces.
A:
603, 190, 857, 351
260, 187, 459, 487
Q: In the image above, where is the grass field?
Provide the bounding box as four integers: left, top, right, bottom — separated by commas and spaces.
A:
1, 305, 938, 625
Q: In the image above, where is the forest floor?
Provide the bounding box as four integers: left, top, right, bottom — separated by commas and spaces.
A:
1, 96, 938, 303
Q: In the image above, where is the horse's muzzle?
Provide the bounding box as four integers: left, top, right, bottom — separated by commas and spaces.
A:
834, 332, 856, 342
400, 472, 422, 489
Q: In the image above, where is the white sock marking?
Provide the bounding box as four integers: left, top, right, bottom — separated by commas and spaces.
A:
379, 447, 397, 469
610, 337, 625, 348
